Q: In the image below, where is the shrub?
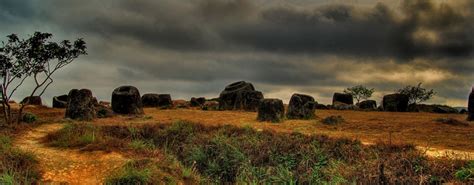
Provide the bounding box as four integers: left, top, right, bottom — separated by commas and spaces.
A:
45, 123, 100, 147
97, 108, 109, 118
106, 157, 200, 184
455, 161, 474, 181
106, 160, 151, 185
21, 113, 37, 124
321, 115, 345, 125
128, 140, 155, 151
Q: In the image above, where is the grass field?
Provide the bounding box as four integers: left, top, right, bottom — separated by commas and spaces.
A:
2, 105, 474, 184
89, 108, 473, 152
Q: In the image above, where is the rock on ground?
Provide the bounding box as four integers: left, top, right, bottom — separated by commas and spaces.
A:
141, 94, 160, 107
257, 99, 284, 122
157, 94, 173, 108
112, 86, 144, 115
190, 97, 206, 107
383, 94, 409, 112
357, 100, 377, 110
21, 96, 42, 105
218, 81, 264, 111
287, 93, 316, 119
65, 89, 96, 121
53, 95, 68, 108
332, 93, 353, 105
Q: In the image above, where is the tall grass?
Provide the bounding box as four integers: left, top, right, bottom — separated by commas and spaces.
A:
0, 135, 42, 184
45, 121, 472, 184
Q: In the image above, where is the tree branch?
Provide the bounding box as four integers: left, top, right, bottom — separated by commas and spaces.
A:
8, 75, 28, 100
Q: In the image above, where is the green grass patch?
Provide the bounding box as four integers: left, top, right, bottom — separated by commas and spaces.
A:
45, 121, 472, 184
0, 135, 42, 184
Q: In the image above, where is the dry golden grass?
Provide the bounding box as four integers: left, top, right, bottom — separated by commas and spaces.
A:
23, 106, 474, 152
93, 108, 474, 152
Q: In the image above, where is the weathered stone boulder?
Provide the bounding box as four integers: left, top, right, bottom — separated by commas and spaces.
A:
112, 86, 144, 114
333, 101, 357, 110
407, 104, 458, 114
433, 106, 458, 114
332, 93, 353, 105
357, 100, 377, 110
241, 91, 264, 111
202, 101, 219, 111
468, 87, 474, 121
257, 99, 284, 122
21, 96, 42, 105
141, 94, 160, 107
157, 94, 172, 108
173, 100, 190, 109
383, 94, 409, 112
190, 97, 206, 107
315, 103, 329, 109
96, 104, 114, 118
218, 81, 264, 111
287, 94, 316, 119
53, 95, 68, 108
65, 89, 96, 120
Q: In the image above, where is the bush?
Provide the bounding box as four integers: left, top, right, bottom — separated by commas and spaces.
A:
128, 140, 155, 151
45, 123, 100, 147
455, 161, 474, 181
21, 113, 37, 123
106, 160, 151, 184
97, 108, 109, 118
106, 158, 200, 184
321, 115, 345, 125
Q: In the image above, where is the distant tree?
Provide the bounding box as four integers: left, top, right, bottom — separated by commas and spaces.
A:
398, 82, 436, 105
343, 85, 375, 103
0, 32, 87, 124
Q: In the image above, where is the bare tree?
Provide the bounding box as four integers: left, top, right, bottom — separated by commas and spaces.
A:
0, 32, 87, 124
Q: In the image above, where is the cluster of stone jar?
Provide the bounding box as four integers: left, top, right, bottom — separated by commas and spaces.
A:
49, 81, 474, 122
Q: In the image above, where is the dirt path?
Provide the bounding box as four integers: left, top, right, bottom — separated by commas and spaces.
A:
14, 123, 127, 185
360, 142, 474, 160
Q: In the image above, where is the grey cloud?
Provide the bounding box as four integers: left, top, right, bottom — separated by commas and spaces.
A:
26, 0, 473, 58
1, 0, 473, 106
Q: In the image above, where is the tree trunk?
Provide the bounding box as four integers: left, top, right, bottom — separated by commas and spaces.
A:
16, 103, 26, 124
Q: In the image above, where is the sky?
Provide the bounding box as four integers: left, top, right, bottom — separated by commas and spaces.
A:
0, 0, 473, 106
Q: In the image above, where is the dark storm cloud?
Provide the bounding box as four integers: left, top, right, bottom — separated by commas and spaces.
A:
0, 0, 473, 106
5, 0, 470, 58
15, 0, 470, 58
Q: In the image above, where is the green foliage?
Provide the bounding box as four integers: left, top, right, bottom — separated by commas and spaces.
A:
455, 161, 474, 181
0, 32, 87, 124
46, 123, 99, 147
106, 157, 200, 184
0, 172, 14, 185
106, 161, 151, 185
97, 108, 109, 118
344, 85, 375, 103
22, 112, 37, 123
46, 121, 469, 184
129, 140, 155, 151
398, 82, 436, 104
